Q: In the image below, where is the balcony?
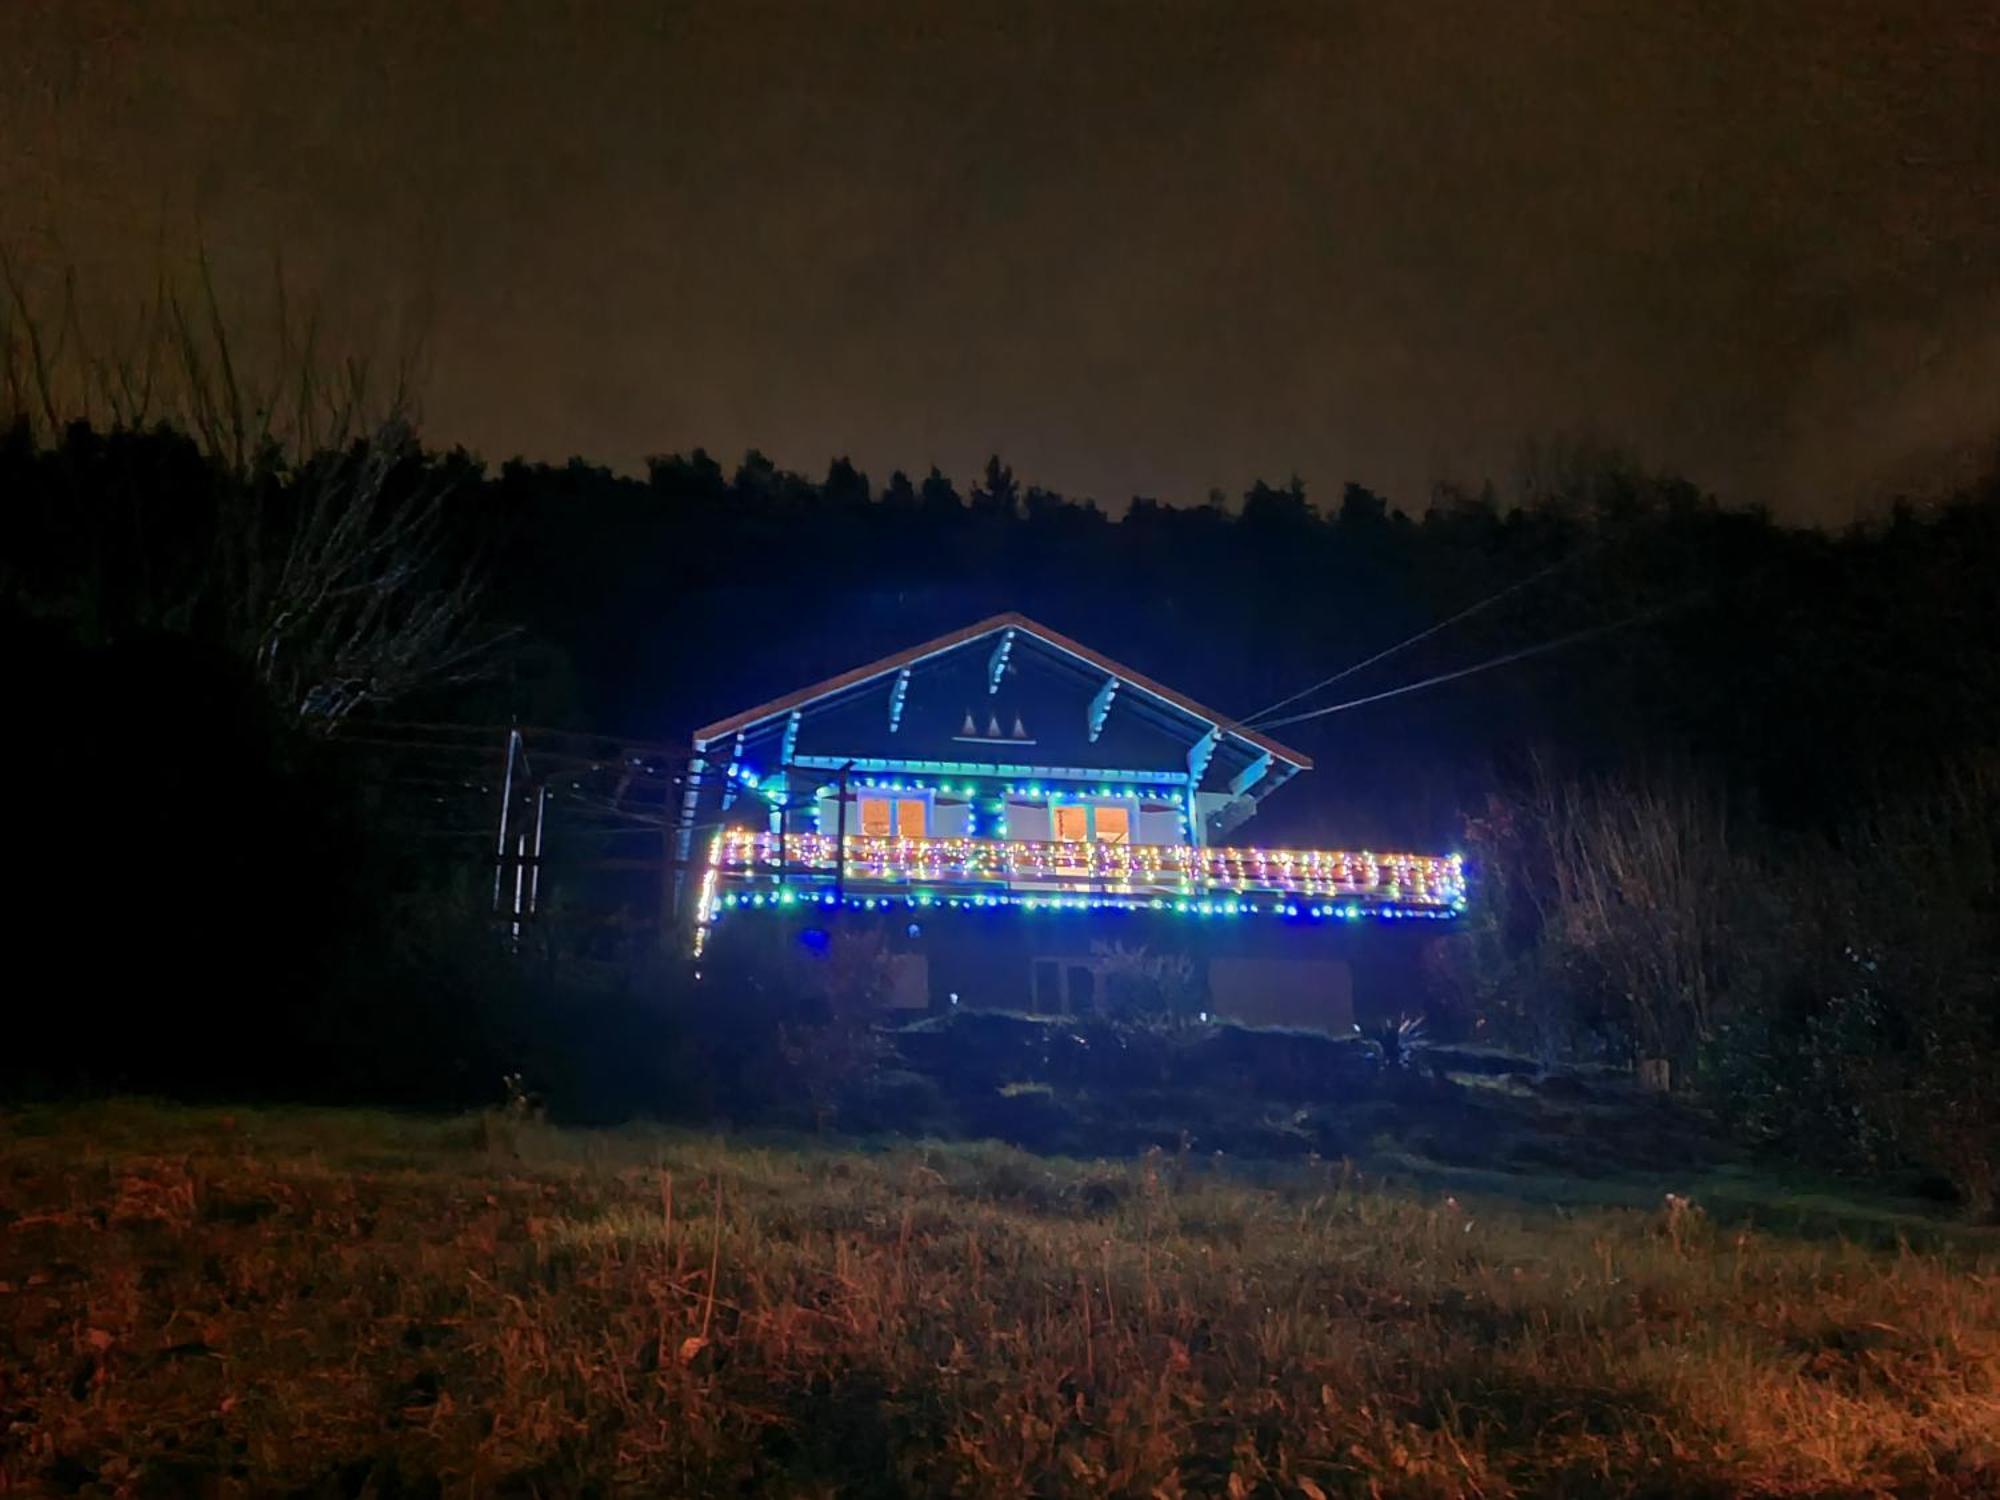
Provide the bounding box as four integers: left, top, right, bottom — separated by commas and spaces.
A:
696, 828, 1466, 937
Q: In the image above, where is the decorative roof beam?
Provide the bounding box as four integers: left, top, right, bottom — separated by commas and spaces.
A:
719, 732, 746, 810
1087, 675, 1120, 743
1187, 726, 1220, 787
1254, 760, 1301, 802
987, 628, 1015, 694
1229, 748, 1274, 798
888, 667, 912, 732
779, 708, 802, 767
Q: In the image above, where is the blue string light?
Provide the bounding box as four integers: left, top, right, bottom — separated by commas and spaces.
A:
709, 890, 1461, 922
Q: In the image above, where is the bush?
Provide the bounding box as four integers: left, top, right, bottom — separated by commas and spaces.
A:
1455, 755, 2000, 1218
1698, 760, 2000, 1218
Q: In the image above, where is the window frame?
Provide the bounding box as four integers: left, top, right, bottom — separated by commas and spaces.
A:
1046, 797, 1139, 844
856, 791, 931, 838
1091, 805, 1131, 844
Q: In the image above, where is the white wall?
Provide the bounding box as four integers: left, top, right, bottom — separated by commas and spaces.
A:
1005, 797, 1052, 841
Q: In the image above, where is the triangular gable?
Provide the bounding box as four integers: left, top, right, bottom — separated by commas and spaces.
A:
691, 612, 1311, 770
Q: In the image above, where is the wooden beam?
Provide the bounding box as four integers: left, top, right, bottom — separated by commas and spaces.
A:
1087, 674, 1119, 742
1229, 749, 1273, 798
1255, 761, 1301, 802
1186, 727, 1219, 786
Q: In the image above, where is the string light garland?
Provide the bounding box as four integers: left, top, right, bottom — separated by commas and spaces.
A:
700, 769, 1465, 948
709, 888, 1458, 922
700, 829, 1465, 940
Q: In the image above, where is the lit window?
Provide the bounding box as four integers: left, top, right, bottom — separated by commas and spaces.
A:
1093, 806, 1130, 844
1052, 804, 1089, 842
896, 798, 927, 837
858, 797, 892, 836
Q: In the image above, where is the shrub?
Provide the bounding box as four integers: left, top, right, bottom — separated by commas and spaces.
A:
1091, 941, 1202, 1024
1699, 758, 2000, 1218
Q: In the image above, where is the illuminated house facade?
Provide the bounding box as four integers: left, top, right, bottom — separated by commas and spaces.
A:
682, 614, 1464, 1027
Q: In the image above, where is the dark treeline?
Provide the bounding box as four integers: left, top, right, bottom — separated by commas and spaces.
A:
13, 420, 1999, 848
5, 417, 1999, 1208
479, 444, 2000, 849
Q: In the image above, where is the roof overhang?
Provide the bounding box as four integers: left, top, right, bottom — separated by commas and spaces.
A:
690, 612, 1312, 773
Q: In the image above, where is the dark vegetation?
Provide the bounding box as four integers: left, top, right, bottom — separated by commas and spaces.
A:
4, 279, 1999, 1219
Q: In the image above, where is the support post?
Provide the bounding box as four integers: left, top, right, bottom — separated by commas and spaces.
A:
833, 761, 853, 904
660, 798, 680, 954
511, 829, 528, 943
492, 728, 520, 913
776, 778, 788, 892
527, 783, 547, 917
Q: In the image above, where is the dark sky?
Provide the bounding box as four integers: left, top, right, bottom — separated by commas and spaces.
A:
11, 0, 1999, 521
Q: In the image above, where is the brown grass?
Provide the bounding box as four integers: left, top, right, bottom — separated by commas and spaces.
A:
2, 1101, 1996, 1497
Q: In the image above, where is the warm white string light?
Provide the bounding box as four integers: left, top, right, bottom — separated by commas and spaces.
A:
710, 829, 1465, 907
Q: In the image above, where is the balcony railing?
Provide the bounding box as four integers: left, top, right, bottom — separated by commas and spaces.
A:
702, 829, 1465, 914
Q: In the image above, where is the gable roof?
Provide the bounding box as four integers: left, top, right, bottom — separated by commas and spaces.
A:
692, 612, 1312, 770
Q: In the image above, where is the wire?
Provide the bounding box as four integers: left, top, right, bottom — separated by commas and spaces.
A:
1243, 555, 1579, 726
1254, 607, 1667, 730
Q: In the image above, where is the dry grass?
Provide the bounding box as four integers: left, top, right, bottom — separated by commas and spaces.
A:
2, 1102, 1997, 1497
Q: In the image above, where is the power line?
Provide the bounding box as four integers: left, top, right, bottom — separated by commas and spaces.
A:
1255, 608, 1666, 730
1244, 555, 1580, 726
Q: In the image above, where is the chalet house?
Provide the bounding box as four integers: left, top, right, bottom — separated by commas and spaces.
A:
679, 613, 1463, 1030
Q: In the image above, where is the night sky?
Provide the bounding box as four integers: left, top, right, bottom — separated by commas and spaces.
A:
11, 0, 1998, 521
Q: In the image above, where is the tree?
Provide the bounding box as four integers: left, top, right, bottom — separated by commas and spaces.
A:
232, 422, 499, 726
971, 454, 1019, 518
918, 464, 961, 516
0, 258, 502, 729
1337, 481, 1390, 529
647, 447, 727, 501
881, 468, 919, 510
1242, 475, 1312, 527
732, 448, 778, 503
823, 455, 871, 508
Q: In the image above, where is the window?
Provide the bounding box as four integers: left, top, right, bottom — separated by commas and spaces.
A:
1050, 802, 1129, 843
859, 795, 927, 837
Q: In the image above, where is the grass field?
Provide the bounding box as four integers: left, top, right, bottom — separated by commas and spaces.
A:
3, 1101, 1997, 1497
